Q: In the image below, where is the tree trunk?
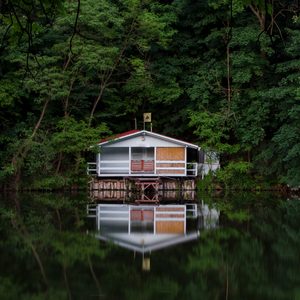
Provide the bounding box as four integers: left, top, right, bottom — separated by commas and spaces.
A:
11, 98, 50, 188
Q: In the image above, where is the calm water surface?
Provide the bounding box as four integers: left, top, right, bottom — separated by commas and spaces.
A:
0, 192, 299, 300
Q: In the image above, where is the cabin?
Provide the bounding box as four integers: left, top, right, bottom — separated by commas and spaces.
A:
87, 129, 206, 178
87, 130, 220, 192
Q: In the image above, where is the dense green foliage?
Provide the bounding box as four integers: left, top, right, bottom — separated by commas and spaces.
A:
1, 0, 300, 188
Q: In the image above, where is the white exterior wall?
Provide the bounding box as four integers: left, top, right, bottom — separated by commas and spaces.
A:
98, 147, 130, 175
101, 147, 129, 160
97, 152, 101, 176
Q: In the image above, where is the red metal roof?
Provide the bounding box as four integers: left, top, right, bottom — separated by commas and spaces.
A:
100, 130, 140, 143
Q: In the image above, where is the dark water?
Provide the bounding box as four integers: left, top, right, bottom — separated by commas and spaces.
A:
0, 192, 300, 300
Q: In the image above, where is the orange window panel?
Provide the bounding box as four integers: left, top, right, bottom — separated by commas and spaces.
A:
156, 147, 185, 161
156, 221, 184, 234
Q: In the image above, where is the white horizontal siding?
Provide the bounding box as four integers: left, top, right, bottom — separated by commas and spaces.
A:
102, 136, 182, 148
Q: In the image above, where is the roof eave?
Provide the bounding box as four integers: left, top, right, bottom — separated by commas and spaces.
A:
142, 130, 200, 149
98, 130, 142, 146
98, 130, 200, 150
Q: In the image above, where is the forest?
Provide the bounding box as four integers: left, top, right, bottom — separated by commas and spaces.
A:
1, 0, 300, 190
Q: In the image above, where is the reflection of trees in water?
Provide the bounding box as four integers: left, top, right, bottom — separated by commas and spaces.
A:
0, 193, 300, 299
0, 193, 106, 299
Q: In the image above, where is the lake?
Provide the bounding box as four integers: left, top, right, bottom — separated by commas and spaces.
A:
0, 192, 299, 299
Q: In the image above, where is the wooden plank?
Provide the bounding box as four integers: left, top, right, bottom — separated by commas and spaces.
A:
156, 221, 184, 234
156, 213, 184, 218
143, 160, 154, 171
156, 147, 185, 161
156, 207, 184, 211
182, 180, 195, 190
131, 160, 143, 171
156, 163, 185, 168
157, 169, 185, 174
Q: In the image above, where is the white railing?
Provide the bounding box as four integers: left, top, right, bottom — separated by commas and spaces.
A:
87, 162, 97, 175
88, 161, 199, 176
99, 160, 130, 174
87, 204, 97, 217
186, 203, 198, 218
156, 160, 186, 175
186, 162, 198, 176
96, 204, 130, 231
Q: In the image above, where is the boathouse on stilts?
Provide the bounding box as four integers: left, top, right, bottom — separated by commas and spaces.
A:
87, 130, 218, 202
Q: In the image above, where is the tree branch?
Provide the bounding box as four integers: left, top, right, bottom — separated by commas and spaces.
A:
88, 17, 137, 126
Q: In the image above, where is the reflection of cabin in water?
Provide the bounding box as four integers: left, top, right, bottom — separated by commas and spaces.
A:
87, 203, 219, 271
86, 203, 219, 254
87, 130, 219, 191
87, 204, 200, 253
